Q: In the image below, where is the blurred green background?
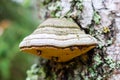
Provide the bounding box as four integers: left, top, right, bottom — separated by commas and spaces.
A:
0, 0, 40, 80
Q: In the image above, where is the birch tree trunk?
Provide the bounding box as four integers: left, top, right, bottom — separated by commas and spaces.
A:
26, 0, 120, 80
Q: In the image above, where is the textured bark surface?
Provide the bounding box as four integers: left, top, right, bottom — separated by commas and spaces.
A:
55, 0, 120, 79
26, 0, 120, 80
62, 0, 120, 79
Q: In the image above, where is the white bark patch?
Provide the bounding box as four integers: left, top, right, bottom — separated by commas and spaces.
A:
104, 0, 120, 14
61, 0, 71, 16
92, 0, 104, 10
104, 0, 116, 12
115, 18, 120, 32
99, 9, 112, 27
80, 0, 93, 28
115, 2, 120, 16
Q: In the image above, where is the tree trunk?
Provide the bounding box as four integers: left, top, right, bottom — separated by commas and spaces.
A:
26, 0, 120, 80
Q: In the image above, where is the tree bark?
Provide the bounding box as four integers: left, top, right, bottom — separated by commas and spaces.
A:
26, 0, 120, 80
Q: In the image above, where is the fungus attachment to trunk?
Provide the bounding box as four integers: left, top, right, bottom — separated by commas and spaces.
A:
19, 18, 97, 62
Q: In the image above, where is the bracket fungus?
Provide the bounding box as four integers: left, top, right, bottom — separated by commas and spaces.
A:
19, 18, 97, 62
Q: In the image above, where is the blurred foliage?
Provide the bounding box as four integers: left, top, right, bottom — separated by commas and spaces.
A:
0, 0, 39, 80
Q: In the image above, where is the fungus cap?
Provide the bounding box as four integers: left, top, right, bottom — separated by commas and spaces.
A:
19, 18, 97, 62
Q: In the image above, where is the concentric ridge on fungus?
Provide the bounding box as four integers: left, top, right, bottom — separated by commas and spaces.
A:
19, 18, 97, 62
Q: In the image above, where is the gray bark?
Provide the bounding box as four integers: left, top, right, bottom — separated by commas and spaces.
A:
26, 0, 120, 80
